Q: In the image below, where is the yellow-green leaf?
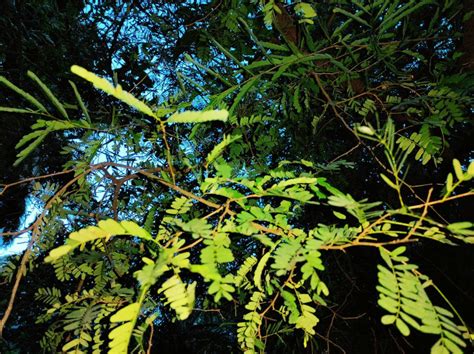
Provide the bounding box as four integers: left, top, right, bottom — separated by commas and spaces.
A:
446, 172, 453, 191
467, 161, 474, 176
121, 220, 152, 239
110, 303, 140, 323
396, 318, 410, 336
62, 338, 81, 352
452, 159, 464, 181
167, 110, 229, 124
71, 65, 155, 119
381, 315, 396, 325
380, 173, 398, 190
295, 2, 317, 19
254, 252, 271, 291
45, 245, 73, 262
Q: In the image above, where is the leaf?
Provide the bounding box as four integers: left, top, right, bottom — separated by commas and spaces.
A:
259, 41, 289, 51
206, 134, 242, 166
452, 159, 464, 181
15, 129, 48, 149
390, 246, 406, 257
396, 318, 411, 336
71, 65, 155, 119
274, 177, 318, 188
108, 322, 133, 353
98, 219, 126, 235
295, 2, 317, 19
46, 220, 151, 262
333, 211, 346, 220
27, 71, 69, 119
69, 80, 91, 122
254, 252, 271, 291
46, 245, 73, 262
230, 78, 258, 115
13, 129, 49, 166
467, 161, 474, 176
381, 315, 396, 325
378, 297, 398, 314
0, 76, 47, 112
357, 125, 375, 135
167, 109, 229, 124
110, 303, 140, 323
62, 338, 81, 352
0, 107, 36, 114
380, 173, 398, 190
447, 222, 473, 234
121, 220, 152, 239
333, 8, 370, 28
158, 275, 195, 320
446, 173, 453, 191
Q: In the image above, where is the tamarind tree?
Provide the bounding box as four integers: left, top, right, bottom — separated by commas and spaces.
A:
1, 1, 473, 353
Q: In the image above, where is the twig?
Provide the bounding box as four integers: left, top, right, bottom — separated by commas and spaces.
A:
402, 188, 432, 241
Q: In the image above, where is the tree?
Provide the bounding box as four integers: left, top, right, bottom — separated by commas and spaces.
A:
1, 1, 473, 353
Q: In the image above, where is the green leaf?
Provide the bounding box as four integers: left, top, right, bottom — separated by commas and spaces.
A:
390, 246, 406, 257
69, 80, 91, 122
167, 109, 229, 124
27, 71, 69, 119
380, 173, 398, 190
230, 78, 258, 115
333, 211, 346, 220
206, 134, 242, 166
121, 220, 152, 239
443, 338, 464, 354
0, 107, 36, 114
62, 338, 81, 352
0, 76, 47, 112
13, 129, 50, 166
447, 222, 473, 234
333, 7, 370, 28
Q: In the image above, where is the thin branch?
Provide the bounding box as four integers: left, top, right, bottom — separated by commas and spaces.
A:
0, 168, 92, 336
0, 168, 75, 196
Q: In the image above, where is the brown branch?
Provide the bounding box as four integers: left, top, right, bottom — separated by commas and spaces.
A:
146, 322, 154, 354
0, 167, 92, 337
0, 168, 76, 196
409, 191, 473, 210
329, 142, 361, 163
0, 224, 34, 237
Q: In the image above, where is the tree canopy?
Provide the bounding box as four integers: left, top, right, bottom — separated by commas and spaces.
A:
0, 1, 473, 353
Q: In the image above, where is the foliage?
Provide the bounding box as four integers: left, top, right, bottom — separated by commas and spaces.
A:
1, 0, 473, 353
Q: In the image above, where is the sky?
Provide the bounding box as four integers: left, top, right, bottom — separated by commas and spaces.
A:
0, 197, 38, 258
